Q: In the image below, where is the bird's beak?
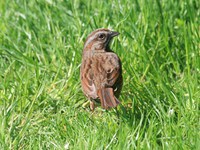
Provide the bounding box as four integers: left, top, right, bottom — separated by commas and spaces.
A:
110, 31, 120, 38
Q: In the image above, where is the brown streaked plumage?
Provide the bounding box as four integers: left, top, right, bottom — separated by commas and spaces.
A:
80, 28, 123, 110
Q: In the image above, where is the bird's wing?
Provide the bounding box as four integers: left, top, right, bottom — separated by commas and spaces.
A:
92, 53, 121, 109
80, 58, 97, 99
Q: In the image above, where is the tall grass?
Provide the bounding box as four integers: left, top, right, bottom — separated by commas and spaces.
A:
0, 0, 199, 149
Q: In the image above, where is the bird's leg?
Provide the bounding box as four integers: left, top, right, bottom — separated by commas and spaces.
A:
82, 99, 96, 111
90, 101, 95, 111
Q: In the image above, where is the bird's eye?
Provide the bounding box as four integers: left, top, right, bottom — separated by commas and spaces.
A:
98, 33, 106, 40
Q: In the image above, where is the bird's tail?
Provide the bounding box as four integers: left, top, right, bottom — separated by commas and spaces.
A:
97, 88, 120, 109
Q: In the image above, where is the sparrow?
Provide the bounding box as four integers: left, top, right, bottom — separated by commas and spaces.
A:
80, 28, 123, 110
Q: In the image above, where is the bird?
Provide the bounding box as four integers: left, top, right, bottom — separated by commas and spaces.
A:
80, 28, 123, 110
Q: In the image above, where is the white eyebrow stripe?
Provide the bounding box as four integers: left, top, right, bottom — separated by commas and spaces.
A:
84, 35, 96, 48
84, 31, 108, 48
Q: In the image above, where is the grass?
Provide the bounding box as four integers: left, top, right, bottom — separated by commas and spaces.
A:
0, 0, 199, 149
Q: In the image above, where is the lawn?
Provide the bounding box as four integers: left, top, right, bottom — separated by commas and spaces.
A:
0, 0, 199, 149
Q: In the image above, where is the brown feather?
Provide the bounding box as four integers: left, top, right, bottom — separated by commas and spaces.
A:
97, 88, 120, 109
80, 28, 123, 110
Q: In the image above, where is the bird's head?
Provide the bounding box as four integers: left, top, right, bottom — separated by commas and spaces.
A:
83, 29, 119, 52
